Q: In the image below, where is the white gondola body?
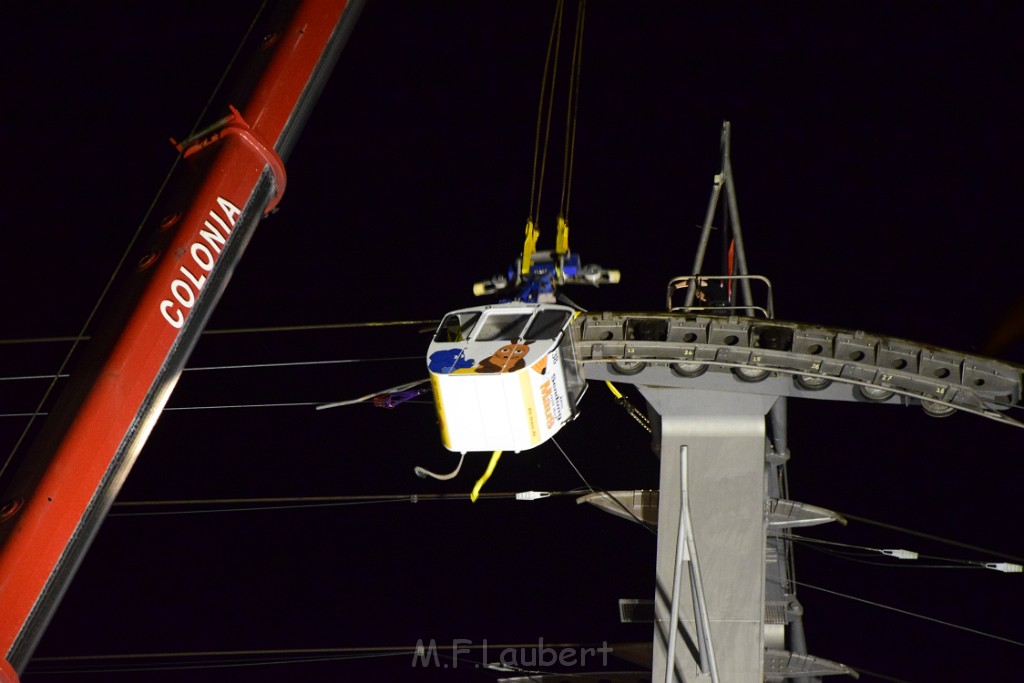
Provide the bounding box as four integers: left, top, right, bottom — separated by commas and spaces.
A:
426, 303, 586, 453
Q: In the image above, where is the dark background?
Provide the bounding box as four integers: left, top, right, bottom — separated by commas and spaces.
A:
2, 1, 1023, 680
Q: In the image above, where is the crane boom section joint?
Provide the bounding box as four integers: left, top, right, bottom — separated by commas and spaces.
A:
172, 105, 287, 215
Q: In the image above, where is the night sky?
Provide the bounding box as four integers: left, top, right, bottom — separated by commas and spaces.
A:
3, 2, 1024, 681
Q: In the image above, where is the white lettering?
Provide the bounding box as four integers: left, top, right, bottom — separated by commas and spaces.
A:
207, 210, 230, 235
180, 264, 206, 290
160, 300, 183, 328
159, 196, 241, 329
536, 638, 557, 667
451, 639, 472, 669
191, 242, 214, 271
171, 279, 195, 308
199, 221, 226, 254
410, 639, 439, 668
217, 196, 241, 226
499, 648, 518, 668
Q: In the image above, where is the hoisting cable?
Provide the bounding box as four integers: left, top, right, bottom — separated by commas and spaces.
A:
605, 381, 652, 433
522, 0, 566, 275
556, 0, 586, 258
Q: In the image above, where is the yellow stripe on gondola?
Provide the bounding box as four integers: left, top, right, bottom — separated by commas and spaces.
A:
521, 369, 541, 445
429, 375, 451, 449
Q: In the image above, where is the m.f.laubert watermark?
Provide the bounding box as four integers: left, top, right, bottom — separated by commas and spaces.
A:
412, 638, 613, 670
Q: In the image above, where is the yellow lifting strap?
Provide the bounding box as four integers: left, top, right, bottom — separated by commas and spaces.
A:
521, 219, 539, 276
605, 380, 624, 399
555, 214, 570, 255
606, 381, 652, 433
470, 450, 503, 503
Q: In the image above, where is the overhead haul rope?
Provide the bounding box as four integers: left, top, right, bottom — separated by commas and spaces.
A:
28, 642, 605, 675
838, 510, 1024, 564
201, 319, 439, 335
0, 319, 439, 346
0, 4, 268, 483
109, 489, 582, 516
0, 355, 426, 417
775, 577, 1024, 649
783, 532, 1022, 571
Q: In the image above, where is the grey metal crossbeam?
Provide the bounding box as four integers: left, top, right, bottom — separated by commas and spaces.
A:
574, 312, 1023, 427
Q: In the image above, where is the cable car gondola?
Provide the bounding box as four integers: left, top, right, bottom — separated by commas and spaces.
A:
426, 302, 586, 453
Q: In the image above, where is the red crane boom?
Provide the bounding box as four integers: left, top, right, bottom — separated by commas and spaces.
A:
0, 1, 365, 678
